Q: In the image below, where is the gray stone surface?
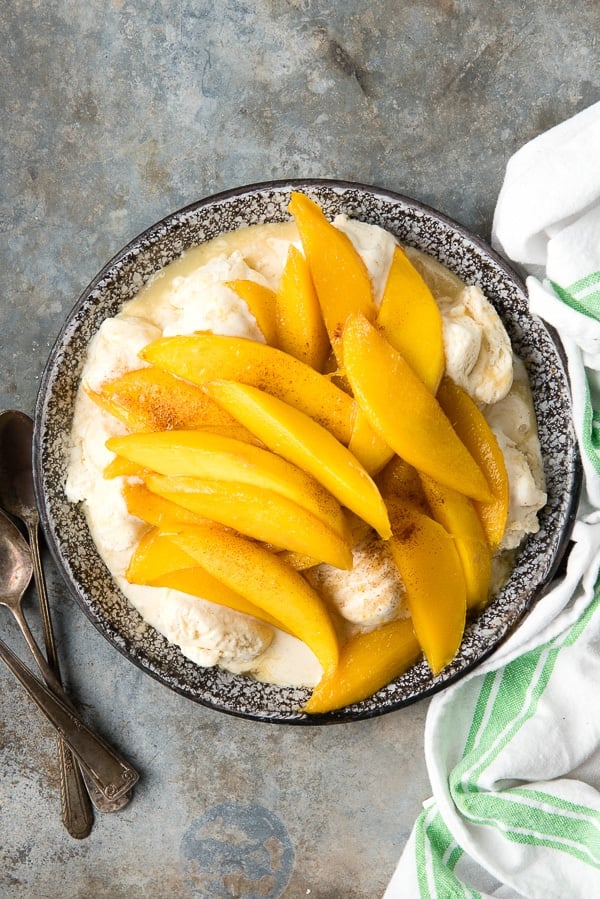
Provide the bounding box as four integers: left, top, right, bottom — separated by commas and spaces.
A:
0, 2, 597, 896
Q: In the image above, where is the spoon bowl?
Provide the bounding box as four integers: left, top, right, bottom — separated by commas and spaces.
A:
0, 505, 139, 802
0, 508, 46, 671
0, 412, 97, 833
0, 508, 33, 617
0, 410, 38, 531
0, 410, 131, 824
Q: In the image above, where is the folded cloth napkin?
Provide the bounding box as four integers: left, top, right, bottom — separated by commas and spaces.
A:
384, 101, 600, 899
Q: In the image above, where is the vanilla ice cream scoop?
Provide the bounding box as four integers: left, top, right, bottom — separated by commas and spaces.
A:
82, 314, 162, 392
485, 362, 547, 551
439, 285, 513, 405
307, 535, 409, 629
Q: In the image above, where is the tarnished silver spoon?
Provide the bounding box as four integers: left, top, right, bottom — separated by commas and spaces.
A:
0, 508, 139, 808
0, 411, 93, 835
0, 410, 133, 818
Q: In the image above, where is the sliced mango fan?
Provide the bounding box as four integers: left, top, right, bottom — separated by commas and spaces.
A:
90, 191, 510, 714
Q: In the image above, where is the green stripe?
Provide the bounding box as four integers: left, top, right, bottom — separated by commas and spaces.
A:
454, 647, 558, 792
415, 809, 481, 898
486, 829, 597, 867
411, 588, 600, 893
462, 669, 497, 757
459, 594, 596, 778
592, 411, 600, 450
565, 269, 600, 296
445, 844, 463, 873
550, 279, 600, 322
415, 808, 433, 899
448, 591, 600, 869
581, 378, 600, 474
511, 786, 600, 825
458, 590, 600, 790
458, 791, 600, 864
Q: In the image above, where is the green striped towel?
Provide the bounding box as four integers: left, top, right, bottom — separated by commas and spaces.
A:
385, 101, 600, 898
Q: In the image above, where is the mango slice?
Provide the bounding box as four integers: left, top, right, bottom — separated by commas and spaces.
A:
288, 191, 376, 363
86, 366, 239, 432
389, 504, 466, 675
140, 332, 388, 472
123, 481, 210, 529
276, 550, 319, 571
152, 569, 289, 630
141, 333, 353, 440
127, 527, 201, 583
347, 411, 395, 476
204, 381, 391, 539
419, 473, 492, 612
106, 430, 348, 541
103, 456, 147, 480
171, 525, 340, 675
377, 455, 430, 516
275, 245, 330, 370
127, 528, 286, 630
436, 377, 509, 549
226, 279, 278, 346
342, 313, 492, 502
303, 618, 421, 714
143, 474, 353, 570
376, 245, 445, 393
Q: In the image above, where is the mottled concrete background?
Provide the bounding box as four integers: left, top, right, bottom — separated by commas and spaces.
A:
0, 2, 598, 897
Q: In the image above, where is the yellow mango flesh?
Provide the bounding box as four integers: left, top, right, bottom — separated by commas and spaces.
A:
288, 191, 376, 363
419, 473, 492, 611
152, 569, 288, 631
127, 529, 286, 630
276, 550, 319, 571
376, 246, 445, 393
437, 377, 509, 549
140, 333, 386, 471
204, 381, 391, 539
376, 454, 430, 515
389, 504, 466, 675
103, 456, 147, 480
275, 245, 330, 370
123, 481, 210, 529
86, 366, 239, 432
226, 279, 278, 346
171, 525, 339, 675
106, 430, 348, 541
126, 527, 198, 582
347, 411, 395, 476
303, 618, 421, 714
342, 313, 492, 503
141, 333, 354, 442
144, 474, 353, 570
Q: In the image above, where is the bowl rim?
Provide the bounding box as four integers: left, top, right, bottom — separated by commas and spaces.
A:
33, 178, 583, 724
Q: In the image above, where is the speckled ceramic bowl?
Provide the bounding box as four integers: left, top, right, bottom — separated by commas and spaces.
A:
33, 180, 581, 724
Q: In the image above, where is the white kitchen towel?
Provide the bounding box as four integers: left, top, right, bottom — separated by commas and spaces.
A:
384, 101, 600, 899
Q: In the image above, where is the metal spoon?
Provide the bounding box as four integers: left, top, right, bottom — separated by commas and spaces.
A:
0, 410, 93, 832
0, 508, 139, 804
0, 409, 133, 817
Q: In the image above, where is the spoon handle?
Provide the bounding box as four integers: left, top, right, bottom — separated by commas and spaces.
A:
56, 738, 94, 838
27, 524, 109, 828
0, 636, 139, 801
9, 594, 132, 813
8, 599, 63, 695
28, 525, 61, 674
25, 525, 94, 834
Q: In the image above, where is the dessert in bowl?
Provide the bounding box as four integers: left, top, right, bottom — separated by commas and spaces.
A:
34, 181, 581, 722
